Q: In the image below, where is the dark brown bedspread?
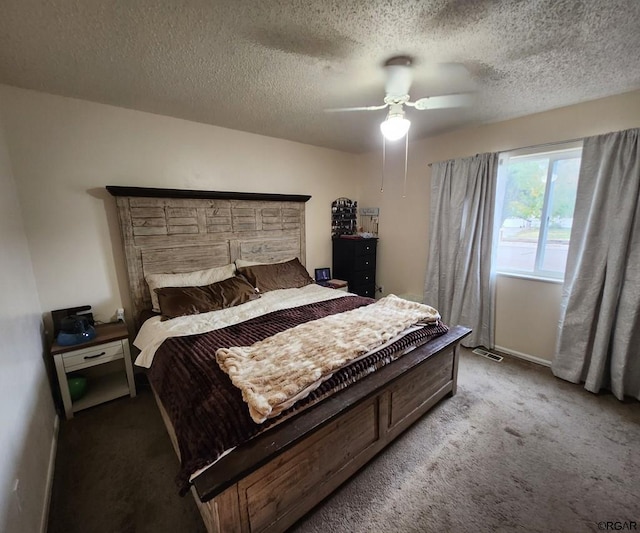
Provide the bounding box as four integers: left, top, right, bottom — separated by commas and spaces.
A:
146, 295, 448, 495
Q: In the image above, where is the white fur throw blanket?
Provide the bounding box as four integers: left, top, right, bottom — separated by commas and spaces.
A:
216, 295, 440, 423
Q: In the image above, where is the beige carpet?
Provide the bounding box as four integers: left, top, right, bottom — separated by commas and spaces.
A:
48, 349, 640, 533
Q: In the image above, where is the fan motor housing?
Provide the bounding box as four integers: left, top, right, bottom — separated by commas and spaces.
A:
384, 55, 412, 67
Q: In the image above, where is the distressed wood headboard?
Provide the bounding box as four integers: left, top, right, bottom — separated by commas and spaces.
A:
107, 186, 311, 327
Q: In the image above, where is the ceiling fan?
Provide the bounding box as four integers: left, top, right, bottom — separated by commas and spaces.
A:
327, 56, 473, 141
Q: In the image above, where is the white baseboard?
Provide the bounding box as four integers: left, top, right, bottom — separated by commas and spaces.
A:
40, 415, 59, 533
494, 345, 552, 368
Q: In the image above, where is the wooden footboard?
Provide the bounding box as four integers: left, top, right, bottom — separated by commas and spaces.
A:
155, 325, 470, 533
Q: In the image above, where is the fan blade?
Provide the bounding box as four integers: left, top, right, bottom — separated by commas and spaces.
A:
324, 103, 388, 112
410, 94, 473, 110
385, 64, 413, 97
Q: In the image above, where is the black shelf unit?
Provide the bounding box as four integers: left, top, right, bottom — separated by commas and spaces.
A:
331, 198, 357, 237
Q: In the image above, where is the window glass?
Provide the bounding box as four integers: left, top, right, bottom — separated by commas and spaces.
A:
494, 145, 582, 279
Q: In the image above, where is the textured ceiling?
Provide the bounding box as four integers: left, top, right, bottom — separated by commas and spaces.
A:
0, 0, 639, 153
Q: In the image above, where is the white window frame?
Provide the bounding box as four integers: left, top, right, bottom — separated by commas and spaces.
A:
494, 141, 583, 281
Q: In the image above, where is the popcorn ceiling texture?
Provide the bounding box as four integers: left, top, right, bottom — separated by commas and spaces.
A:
0, 0, 638, 152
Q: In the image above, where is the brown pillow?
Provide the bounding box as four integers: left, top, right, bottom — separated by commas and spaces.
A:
237, 257, 313, 293
155, 276, 258, 320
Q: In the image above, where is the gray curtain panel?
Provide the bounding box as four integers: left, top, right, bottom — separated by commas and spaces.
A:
424, 153, 498, 348
552, 128, 640, 401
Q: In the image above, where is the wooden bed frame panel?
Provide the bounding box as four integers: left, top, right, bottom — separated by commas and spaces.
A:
235, 349, 457, 533
108, 186, 471, 533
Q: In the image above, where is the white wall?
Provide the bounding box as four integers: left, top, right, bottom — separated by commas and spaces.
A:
0, 85, 359, 327
356, 90, 640, 362
0, 110, 57, 532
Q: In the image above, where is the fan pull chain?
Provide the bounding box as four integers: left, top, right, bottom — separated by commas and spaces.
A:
403, 131, 409, 198
381, 136, 385, 193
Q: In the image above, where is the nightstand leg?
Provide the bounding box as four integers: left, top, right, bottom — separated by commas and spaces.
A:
122, 339, 136, 398
53, 354, 74, 419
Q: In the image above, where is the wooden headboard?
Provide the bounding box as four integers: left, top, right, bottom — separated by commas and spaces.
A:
107, 186, 311, 327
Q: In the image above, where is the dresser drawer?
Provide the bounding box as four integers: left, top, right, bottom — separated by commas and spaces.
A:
62, 340, 124, 372
354, 240, 376, 257
352, 270, 375, 286
354, 255, 375, 271
351, 283, 376, 298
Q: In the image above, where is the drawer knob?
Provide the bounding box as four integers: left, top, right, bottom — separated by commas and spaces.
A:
84, 351, 106, 360
365, 261, 369, 265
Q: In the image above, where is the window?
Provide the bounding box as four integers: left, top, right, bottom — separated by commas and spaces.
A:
494, 143, 583, 279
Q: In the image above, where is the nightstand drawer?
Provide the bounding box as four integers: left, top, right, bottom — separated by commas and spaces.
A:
62, 340, 124, 372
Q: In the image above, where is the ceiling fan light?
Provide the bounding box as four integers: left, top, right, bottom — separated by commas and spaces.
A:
380, 114, 411, 141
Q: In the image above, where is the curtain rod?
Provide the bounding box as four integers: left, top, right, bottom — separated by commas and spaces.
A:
427, 136, 585, 167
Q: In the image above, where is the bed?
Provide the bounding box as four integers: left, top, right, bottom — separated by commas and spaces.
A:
107, 186, 471, 533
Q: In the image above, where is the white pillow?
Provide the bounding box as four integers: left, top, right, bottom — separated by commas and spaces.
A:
235, 257, 295, 269
146, 264, 236, 312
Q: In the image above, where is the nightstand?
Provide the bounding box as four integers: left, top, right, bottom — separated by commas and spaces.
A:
51, 322, 136, 419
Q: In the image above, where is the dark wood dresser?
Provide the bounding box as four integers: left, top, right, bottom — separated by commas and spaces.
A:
332, 237, 377, 298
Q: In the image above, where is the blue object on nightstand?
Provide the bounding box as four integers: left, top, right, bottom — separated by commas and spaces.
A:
56, 315, 97, 346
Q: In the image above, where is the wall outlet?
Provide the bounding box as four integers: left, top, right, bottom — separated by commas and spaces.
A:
116, 308, 125, 322
377, 285, 384, 293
